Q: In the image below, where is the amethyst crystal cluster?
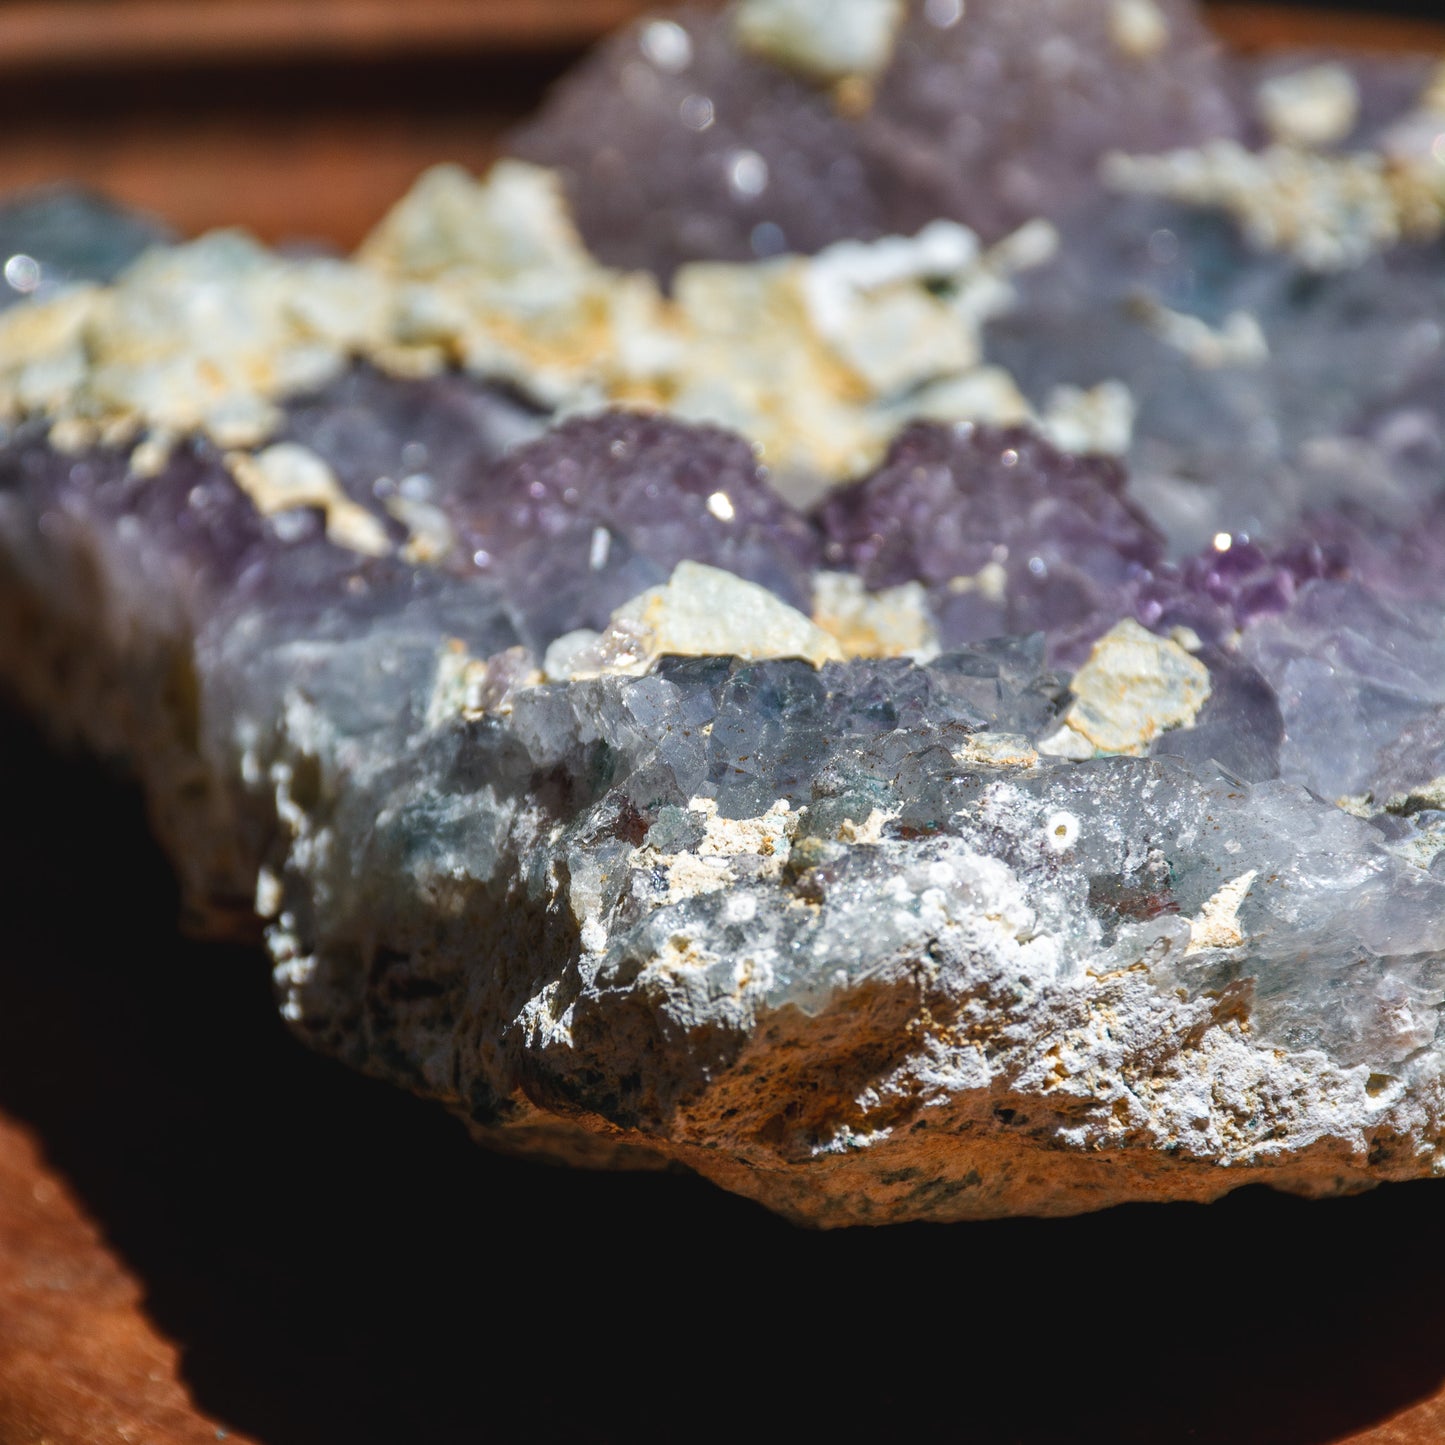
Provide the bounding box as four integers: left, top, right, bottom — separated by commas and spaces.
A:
4, 0, 1445, 1225
511, 0, 1238, 278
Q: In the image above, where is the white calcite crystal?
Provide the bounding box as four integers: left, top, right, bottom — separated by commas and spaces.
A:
0, 159, 1125, 507
225, 444, 390, 557
1109, 0, 1169, 60
1135, 299, 1270, 370
810, 571, 939, 660
1103, 112, 1445, 271
1257, 63, 1361, 149
1039, 620, 1211, 759
0, 232, 390, 450
1186, 870, 1258, 954
544, 560, 845, 678
733, 0, 905, 84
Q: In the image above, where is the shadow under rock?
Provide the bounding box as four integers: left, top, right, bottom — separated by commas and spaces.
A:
0, 699, 1441, 1445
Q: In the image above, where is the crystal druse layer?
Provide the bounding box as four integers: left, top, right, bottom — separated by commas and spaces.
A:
4, 0, 1445, 1224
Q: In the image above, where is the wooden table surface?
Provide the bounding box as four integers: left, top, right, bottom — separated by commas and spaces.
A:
0, 2, 1440, 248
3, 5, 1445, 1442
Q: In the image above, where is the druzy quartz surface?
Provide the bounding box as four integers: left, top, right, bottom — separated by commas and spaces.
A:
3, 0, 1445, 1224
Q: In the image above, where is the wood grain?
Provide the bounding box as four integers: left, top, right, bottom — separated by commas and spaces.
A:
0, 2, 1440, 74
0, 112, 517, 250
0, 1118, 250, 1445
0, 0, 652, 73
1211, 4, 1445, 52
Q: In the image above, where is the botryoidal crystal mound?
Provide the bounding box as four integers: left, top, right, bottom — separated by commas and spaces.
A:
4, 4, 1445, 1225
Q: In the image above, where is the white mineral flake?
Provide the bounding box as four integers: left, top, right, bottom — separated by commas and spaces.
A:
722, 892, 759, 925
1135, 298, 1270, 369
1104, 124, 1445, 271
269, 933, 315, 1025
1039, 618, 1212, 758
811, 570, 939, 660
947, 559, 1008, 604
254, 866, 284, 921
517, 980, 576, 1050
0, 156, 1080, 494
386, 492, 454, 566
0, 233, 383, 446
1257, 63, 1361, 150
579, 915, 608, 954
810, 1123, 893, 1156
798, 219, 1056, 400
800, 221, 980, 348
127, 430, 176, 478
225, 443, 390, 557
541, 628, 605, 684
555, 560, 845, 680
1185, 869, 1258, 954
1109, 0, 1169, 60
0, 284, 97, 422
1039, 379, 1136, 455
732, 0, 906, 84
692, 796, 799, 860
425, 639, 494, 728
664, 218, 1059, 479
359, 159, 588, 282
626, 798, 800, 908
834, 808, 896, 846
890, 368, 1036, 448
953, 732, 1039, 770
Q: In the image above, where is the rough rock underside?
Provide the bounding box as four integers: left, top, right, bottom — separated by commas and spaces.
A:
4, 0, 1445, 1224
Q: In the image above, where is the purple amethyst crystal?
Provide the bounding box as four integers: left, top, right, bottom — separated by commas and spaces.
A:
818, 423, 1164, 664
444, 411, 822, 646
511, 0, 1240, 281
277, 363, 546, 518
986, 186, 1445, 555
1132, 534, 1352, 650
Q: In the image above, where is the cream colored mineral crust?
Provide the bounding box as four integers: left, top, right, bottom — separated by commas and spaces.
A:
809, 571, 940, 660
1186, 870, 1258, 954
1105, 60, 1445, 270
1256, 63, 1361, 149
225, 444, 390, 557
0, 160, 1133, 561
542, 560, 845, 681
1109, 0, 1169, 61
1039, 618, 1212, 759
733, 0, 906, 84
1132, 296, 1269, 369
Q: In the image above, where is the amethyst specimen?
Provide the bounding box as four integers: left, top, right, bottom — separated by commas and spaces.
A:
444, 411, 822, 646
818, 423, 1164, 666
5, 2, 1445, 1226
511, 0, 1239, 280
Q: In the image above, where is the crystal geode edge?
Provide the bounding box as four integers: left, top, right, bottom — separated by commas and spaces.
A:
3, 0, 1445, 1225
